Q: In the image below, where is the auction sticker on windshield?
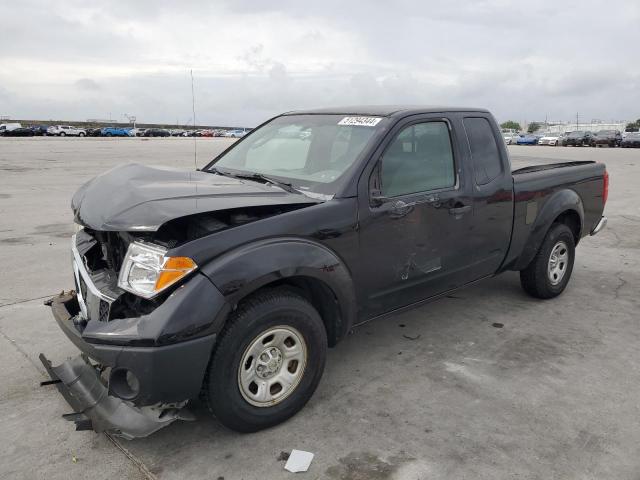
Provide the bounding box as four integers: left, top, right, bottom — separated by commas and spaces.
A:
338, 116, 382, 127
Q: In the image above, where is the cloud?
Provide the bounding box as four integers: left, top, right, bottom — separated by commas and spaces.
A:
75, 78, 101, 91
1, 0, 639, 125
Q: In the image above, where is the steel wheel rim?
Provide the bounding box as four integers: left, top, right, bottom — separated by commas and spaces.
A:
548, 241, 569, 285
238, 326, 307, 407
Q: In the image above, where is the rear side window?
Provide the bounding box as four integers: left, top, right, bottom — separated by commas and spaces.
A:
464, 117, 502, 185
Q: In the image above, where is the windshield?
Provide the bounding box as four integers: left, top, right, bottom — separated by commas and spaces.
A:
596, 130, 615, 136
568, 131, 584, 138
208, 114, 385, 196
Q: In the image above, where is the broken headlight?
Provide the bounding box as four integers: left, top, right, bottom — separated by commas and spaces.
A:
117, 241, 197, 299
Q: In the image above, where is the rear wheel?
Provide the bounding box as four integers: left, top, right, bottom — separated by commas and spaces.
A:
59, 132, 66, 137
520, 223, 575, 299
204, 288, 327, 432
79, 132, 85, 137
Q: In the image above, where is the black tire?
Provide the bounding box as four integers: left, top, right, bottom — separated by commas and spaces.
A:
520, 223, 575, 299
79, 132, 85, 137
204, 288, 327, 433
59, 132, 66, 137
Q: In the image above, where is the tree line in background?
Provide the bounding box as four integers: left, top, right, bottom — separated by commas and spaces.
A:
500, 120, 521, 131
500, 121, 539, 134
626, 119, 640, 131
502, 119, 640, 134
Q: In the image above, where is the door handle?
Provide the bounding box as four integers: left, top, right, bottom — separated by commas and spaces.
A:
449, 205, 471, 216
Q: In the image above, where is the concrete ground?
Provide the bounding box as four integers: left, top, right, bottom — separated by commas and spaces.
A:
0, 138, 638, 479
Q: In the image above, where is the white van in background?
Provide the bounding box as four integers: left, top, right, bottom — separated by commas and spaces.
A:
0, 123, 22, 134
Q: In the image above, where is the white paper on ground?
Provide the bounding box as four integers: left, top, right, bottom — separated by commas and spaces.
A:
284, 449, 314, 473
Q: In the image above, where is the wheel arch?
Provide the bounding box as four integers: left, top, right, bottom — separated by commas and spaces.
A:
515, 189, 584, 271
202, 237, 357, 347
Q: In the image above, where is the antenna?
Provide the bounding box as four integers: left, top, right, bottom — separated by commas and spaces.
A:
190, 69, 197, 170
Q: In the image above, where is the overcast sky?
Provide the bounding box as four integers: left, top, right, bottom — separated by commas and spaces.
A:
1, 0, 639, 127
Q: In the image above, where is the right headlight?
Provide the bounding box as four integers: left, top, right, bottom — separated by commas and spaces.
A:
117, 241, 197, 299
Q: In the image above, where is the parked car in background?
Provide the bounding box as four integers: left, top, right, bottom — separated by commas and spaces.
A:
224, 129, 249, 138
557, 132, 570, 145
144, 128, 170, 137
0, 123, 22, 134
30, 125, 49, 136
621, 132, 640, 148
538, 133, 562, 146
127, 128, 144, 137
2, 127, 35, 136
85, 128, 103, 137
503, 133, 519, 145
592, 130, 622, 148
561, 131, 593, 147
170, 129, 186, 136
47, 125, 86, 137
516, 134, 539, 145
101, 127, 131, 137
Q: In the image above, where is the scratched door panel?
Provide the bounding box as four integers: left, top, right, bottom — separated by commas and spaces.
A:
356, 116, 475, 318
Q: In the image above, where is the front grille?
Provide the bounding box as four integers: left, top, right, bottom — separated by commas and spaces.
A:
99, 300, 110, 322
102, 232, 128, 272
82, 229, 128, 273
75, 229, 123, 323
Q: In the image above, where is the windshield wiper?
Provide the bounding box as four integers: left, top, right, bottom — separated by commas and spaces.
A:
231, 172, 301, 194
206, 167, 233, 177
204, 167, 304, 195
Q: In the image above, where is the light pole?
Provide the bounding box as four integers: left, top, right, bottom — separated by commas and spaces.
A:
124, 113, 137, 130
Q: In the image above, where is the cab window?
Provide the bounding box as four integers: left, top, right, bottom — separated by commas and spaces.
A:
380, 121, 455, 197
463, 117, 502, 185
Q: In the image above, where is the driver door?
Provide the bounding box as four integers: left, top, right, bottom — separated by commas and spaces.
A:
357, 116, 475, 318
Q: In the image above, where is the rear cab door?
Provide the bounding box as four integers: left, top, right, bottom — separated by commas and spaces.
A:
459, 114, 515, 278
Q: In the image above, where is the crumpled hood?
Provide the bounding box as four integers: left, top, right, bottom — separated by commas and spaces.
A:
72, 163, 320, 231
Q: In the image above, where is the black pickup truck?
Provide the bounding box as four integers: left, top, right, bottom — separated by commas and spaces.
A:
42, 106, 608, 439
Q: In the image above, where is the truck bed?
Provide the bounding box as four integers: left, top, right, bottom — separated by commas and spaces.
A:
512, 160, 596, 175
501, 160, 606, 271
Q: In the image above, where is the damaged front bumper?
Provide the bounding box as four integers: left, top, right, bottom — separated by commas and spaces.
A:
39, 352, 189, 440
41, 290, 221, 439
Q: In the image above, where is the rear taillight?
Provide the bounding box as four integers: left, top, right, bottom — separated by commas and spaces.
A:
603, 170, 609, 207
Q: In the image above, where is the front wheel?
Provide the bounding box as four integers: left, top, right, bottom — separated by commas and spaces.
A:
79, 132, 85, 137
59, 132, 66, 137
204, 288, 327, 432
520, 223, 575, 299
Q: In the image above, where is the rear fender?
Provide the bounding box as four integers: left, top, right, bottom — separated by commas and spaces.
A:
514, 189, 584, 270
201, 237, 357, 344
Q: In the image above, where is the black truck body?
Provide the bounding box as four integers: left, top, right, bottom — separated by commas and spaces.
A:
42, 106, 607, 438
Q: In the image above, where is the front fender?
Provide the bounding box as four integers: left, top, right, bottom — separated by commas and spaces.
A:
200, 236, 357, 342
514, 189, 584, 270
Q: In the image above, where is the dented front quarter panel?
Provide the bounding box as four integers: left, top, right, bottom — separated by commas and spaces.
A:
170, 199, 361, 342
